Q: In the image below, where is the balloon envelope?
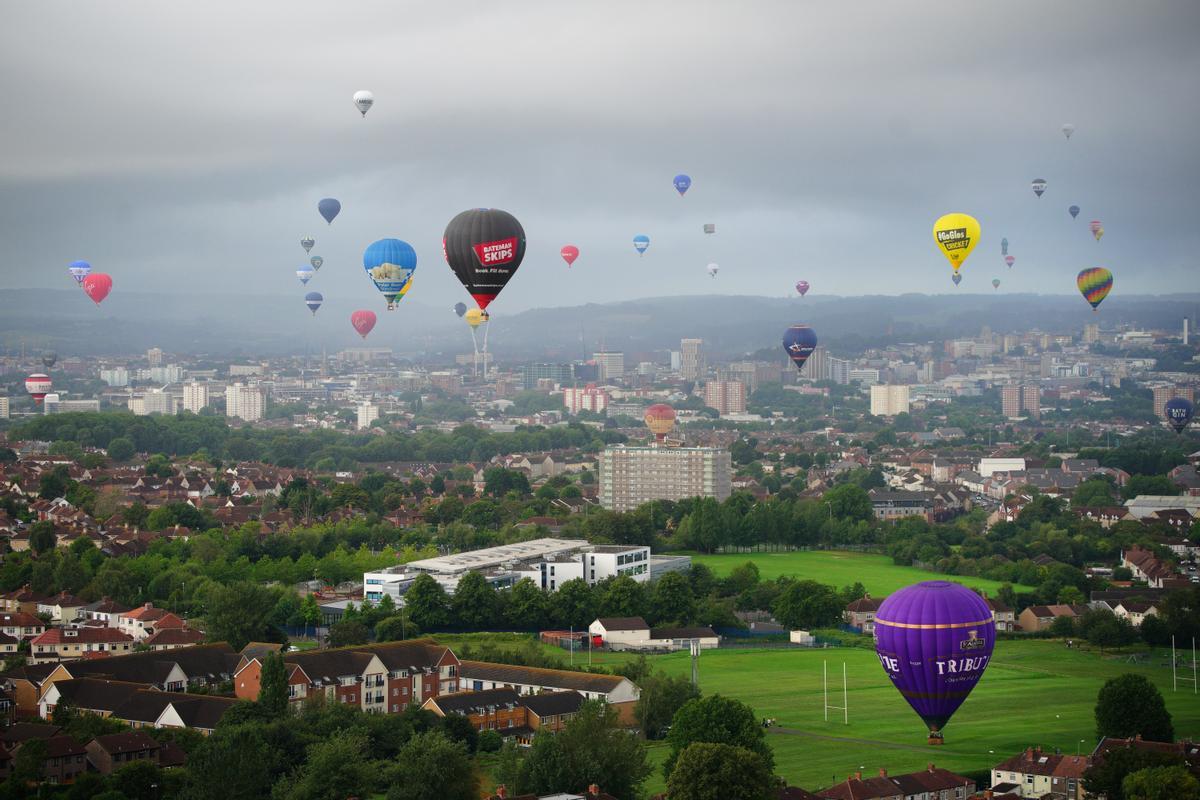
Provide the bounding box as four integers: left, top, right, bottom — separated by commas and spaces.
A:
68, 260, 91, 285
296, 268, 314, 285
301, 236, 315, 253
673, 174, 691, 196
363, 238, 418, 310
933, 213, 980, 273
644, 403, 676, 442
1069, 205, 1080, 219
310, 256, 323, 271
633, 235, 650, 255
1000, 238, 1008, 256
1062, 123, 1075, 139
707, 264, 719, 278
951, 273, 962, 286
1165, 397, 1195, 434
560, 245, 579, 267
353, 90, 374, 117
304, 292, 323, 314
82, 273, 112, 305
351, 310, 377, 339
782, 325, 818, 373
454, 302, 468, 318
41, 352, 57, 369
796, 281, 810, 297
1077, 267, 1113, 310
1032, 178, 1047, 197
992, 278, 1001, 289
465, 308, 485, 328
1004, 256, 1014, 269
318, 198, 341, 224
25, 374, 52, 403
443, 209, 526, 310
874, 581, 995, 740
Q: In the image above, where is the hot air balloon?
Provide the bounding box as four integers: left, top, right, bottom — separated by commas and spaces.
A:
1000, 238, 1008, 256
874, 581, 995, 744
644, 404, 676, 443
396, 277, 413, 302
1004, 256, 1014, 269
633, 235, 650, 256
703, 223, 715, 234
783, 325, 818, 373
318, 198, 341, 224
1165, 397, 1195, 434
443, 209, 526, 311
353, 90, 374, 117
304, 292, 323, 315
796, 281, 810, 297
301, 236, 315, 254
1069, 205, 1080, 220
951, 273, 962, 286
41, 352, 57, 369
560, 245, 579, 268
1077, 267, 1113, 311
1062, 123, 1075, 140
310, 256, 323, 271
363, 238, 418, 310
707, 263, 719, 278
673, 174, 691, 196
82, 273, 112, 305
25, 374, 52, 404
992, 278, 1001, 289
1089, 220, 1104, 241
454, 302, 468, 318
67, 260, 91, 285
351, 310, 377, 339
1032, 178, 1047, 198
297, 267, 314, 285
465, 308, 485, 328
933, 213, 980, 274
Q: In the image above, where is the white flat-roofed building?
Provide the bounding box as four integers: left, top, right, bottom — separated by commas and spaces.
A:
599, 445, 731, 512
182, 382, 209, 413
0, 397, 8, 419
870, 384, 910, 417
357, 402, 379, 430
363, 538, 652, 604
979, 457, 1026, 478
226, 383, 264, 422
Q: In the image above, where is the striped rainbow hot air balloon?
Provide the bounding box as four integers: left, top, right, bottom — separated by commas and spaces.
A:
1077, 267, 1113, 311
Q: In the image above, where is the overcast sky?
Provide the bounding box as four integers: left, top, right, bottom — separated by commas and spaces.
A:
1, 1, 1197, 316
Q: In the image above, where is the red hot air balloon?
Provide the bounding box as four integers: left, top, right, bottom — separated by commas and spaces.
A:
443, 209, 527, 311
350, 310, 377, 339
560, 245, 579, 267
874, 581, 995, 744
82, 273, 112, 305
25, 374, 52, 404
644, 404, 676, 443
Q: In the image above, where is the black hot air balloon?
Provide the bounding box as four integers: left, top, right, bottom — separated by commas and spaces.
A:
41, 352, 57, 369
443, 209, 526, 311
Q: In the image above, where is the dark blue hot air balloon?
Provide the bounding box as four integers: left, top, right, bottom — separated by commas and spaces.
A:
782, 325, 818, 373
1165, 397, 1195, 434
318, 198, 341, 224
304, 292, 323, 315
874, 581, 995, 744
1069, 205, 1080, 220
453, 302, 467, 318
673, 174, 691, 196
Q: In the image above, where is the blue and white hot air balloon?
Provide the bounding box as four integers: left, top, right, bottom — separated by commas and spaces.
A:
633, 235, 650, 256
304, 292, 323, 315
673, 174, 692, 196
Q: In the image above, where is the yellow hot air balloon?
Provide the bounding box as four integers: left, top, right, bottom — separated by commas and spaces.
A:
932, 213, 981, 273
465, 308, 485, 328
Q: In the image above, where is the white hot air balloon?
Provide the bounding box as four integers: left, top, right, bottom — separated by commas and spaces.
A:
353, 90, 374, 118
707, 263, 719, 278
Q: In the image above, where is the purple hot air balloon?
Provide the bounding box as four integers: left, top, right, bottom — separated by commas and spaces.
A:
874, 581, 995, 744
795, 281, 810, 297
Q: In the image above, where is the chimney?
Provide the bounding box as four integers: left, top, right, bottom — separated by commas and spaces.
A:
878, 768, 887, 777
496, 786, 507, 800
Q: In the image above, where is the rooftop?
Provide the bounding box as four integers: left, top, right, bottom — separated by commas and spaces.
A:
406, 538, 591, 574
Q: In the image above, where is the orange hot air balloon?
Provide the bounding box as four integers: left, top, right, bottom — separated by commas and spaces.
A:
644, 404, 676, 443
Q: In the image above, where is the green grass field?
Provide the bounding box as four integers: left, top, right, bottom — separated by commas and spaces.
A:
685, 550, 1035, 596
636, 641, 1200, 794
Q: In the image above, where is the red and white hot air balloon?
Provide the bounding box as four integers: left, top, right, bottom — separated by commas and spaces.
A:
82, 273, 113, 305
350, 310, 377, 339
25, 374, 52, 404
560, 245, 579, 268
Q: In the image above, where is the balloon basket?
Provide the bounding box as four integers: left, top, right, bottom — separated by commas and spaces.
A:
927, 732, 944, 746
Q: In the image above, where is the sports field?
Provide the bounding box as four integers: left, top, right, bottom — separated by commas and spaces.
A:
685, 550, 1035, 595
640, 640, 1200, 794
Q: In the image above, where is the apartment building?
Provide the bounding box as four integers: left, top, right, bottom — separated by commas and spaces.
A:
598, 445, 731, 512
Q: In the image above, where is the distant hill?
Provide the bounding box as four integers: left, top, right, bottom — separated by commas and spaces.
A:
0, 288, 1194, 360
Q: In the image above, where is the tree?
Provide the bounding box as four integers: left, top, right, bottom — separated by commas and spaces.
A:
109, 759, 165, 800
439, 712, 480, 753
1084, 747, 1187, 800
201, 582, 283, 651
274, 730, 380, 800
823, 483, 872, 522
519, 700, 651, 800
179, 723, 277, 800
771, 580, 843, 630
506, 578, 549, 630
635, 672, 700, 740
106, 437, 136, 462
552, 579, 597, 629
1123, 765, 1200, 800
597, 575, 649, 620
258, 651, 289, 716
1095, 674, 1174, 742
664, 695, 773, 778
1074, 477, 1117, 507
386, 730, 478, 800
375, 614, 411, 642
328, 620, 370, 647
452, 571, 498, 630
649, 572, 695, 626
404, 574, 450, 631
667, 742, 775, 800
29, 520, 57, 555
1049, 615, 1076, 637
300, 593, 321, 638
